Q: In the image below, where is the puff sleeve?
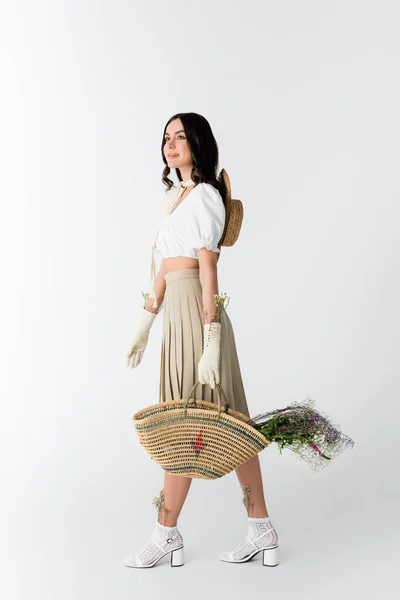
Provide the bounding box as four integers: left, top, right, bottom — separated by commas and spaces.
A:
191, 183, 226, 253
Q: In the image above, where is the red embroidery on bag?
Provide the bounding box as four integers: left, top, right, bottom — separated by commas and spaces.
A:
190, 428, 208, 458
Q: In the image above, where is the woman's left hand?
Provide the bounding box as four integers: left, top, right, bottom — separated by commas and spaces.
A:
198, 322, 221, 389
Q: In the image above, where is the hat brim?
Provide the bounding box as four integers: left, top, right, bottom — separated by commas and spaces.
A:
221, 199, 243, 246
218, 169, 243, 247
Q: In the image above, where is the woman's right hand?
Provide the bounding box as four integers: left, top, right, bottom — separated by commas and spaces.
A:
127, 308, 157, 368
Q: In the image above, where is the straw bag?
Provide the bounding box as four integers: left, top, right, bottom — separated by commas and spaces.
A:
133, 381, 355, 479
133, 381, 270, 480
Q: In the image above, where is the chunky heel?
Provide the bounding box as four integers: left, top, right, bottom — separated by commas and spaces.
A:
171, 546, 184, 567
262, 546, 279, 567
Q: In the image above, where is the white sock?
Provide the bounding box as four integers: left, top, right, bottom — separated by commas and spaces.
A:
247, 516, 275, 540
152, 521, 178, 543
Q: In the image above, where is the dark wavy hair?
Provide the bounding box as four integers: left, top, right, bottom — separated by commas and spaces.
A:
161, 112, 226, 202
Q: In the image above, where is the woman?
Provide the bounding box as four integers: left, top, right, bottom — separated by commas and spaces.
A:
125, 112, 279, 568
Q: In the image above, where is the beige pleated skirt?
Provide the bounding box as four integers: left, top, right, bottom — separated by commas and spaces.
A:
159, 267, 250, 418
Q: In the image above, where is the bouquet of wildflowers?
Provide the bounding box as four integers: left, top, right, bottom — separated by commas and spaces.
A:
141, 291, 150, 306
141, 291, 163, 313
249, 396, 354, 475
204, 292, 231, 323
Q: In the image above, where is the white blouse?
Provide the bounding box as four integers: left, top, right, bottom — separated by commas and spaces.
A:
149, 180, 226, 309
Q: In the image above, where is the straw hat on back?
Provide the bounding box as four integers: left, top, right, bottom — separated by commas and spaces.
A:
217, 169, 244, 250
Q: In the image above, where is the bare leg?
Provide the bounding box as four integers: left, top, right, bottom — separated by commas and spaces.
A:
234, 454, 269, 517
154, 472, 193, 527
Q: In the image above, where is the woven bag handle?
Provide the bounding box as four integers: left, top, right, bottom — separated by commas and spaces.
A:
183, 381, 230, 418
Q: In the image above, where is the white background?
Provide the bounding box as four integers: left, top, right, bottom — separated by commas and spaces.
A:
1, 1, 399, 598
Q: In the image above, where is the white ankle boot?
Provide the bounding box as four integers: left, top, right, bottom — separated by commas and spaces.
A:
124, 521, 185, 568
220, 516, 279, 566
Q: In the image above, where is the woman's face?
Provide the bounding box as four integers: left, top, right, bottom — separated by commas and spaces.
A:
163, 118, 192, 171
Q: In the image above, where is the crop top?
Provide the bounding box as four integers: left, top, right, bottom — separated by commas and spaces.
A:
149, 179, 226, 309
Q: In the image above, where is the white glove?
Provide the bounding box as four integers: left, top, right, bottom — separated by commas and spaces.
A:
198, 322, 221, 389
127, 308, 157, 369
